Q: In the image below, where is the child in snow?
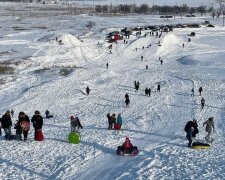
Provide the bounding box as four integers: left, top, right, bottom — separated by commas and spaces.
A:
122, 137, 133, 153
201, 98, 205, 109
70, 116, 83, 132
107, 113, 113, 130
31, 110, 43, 140
117, 114, 123, 128
111, 114, 116, 127
125, 98, 130, 107
199, 87, 203, 96
145, 88, 149, 96
14, 120, 22, 140
18, 112, 30, 141
86, 86, 90, 95
157, 84, 161, 92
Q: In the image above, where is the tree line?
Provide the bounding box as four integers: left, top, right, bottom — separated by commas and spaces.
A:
95, 3, 224, 19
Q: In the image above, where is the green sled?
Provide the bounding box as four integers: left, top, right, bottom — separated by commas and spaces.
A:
68, 132, 81, 144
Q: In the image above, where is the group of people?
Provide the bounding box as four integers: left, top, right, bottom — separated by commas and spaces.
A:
184, 117, 215, 147
107, 113, 123, 130
191, 86, 206, 109
0, 110, 43, 141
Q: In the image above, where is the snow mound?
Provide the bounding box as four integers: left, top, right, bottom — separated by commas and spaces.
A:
58, 33, 81, 47
156, 33, 182, 57
37, 33, 81, 47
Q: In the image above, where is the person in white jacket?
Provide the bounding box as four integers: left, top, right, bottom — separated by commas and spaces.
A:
203, 117, 215, 142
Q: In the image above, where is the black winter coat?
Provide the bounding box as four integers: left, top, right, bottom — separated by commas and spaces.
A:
184, 121, 199, 135
19, 115, 30, 124
1, 114, 12, 128
31, 115, 43, 129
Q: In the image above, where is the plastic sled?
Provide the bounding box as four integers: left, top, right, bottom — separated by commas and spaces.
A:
68, 132, 81, 144
46, 115, 53, 119
36, 130, 44, 141
114, 123, 121, 130
4, 134, 17, 140
116, 146, 138, 156
192, 142, 210, 150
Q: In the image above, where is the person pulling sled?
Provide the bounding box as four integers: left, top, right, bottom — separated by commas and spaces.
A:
31, 111, 43, 141
117, 137, 138, 156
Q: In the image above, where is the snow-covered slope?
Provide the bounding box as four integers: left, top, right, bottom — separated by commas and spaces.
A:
0, 7, 225, 180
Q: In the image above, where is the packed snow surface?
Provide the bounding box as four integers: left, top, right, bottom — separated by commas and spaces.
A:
0, 3, 225, 180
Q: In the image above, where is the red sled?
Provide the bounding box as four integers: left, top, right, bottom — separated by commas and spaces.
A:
36, 130, 44, 141
114, 123, 121, 130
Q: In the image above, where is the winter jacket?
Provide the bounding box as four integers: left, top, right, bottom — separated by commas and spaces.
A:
111, 115, 116, 124
1, 114, 12, 128
184, 121, 199, 134
14, 121, 22, 134
125, 98, 130, 104
123, 141, 133, 150
186, 127, 193, 141
19, 115, 30, 131
117, 115, 123, 126
71, 117, 83, 129
31, 115, 43, 130
107, 114, 112, 124
203, 119, 214, 133
145, 88, 149, 95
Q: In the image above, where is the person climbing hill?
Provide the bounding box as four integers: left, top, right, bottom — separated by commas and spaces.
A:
203, 117, 215, 143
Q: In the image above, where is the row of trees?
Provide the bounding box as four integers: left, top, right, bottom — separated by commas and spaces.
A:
94, 3, 224, 19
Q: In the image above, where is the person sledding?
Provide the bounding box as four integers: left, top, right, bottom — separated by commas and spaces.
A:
117, 137, 138, 155
70, 116, 83, 132
45, 110, 53, 118
31, 111, 43, 141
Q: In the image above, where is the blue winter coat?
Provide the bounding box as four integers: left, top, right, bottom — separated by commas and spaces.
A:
117, 115, 123, 126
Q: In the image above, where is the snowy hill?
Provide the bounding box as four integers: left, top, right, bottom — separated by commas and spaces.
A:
0, 4, 225, 180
